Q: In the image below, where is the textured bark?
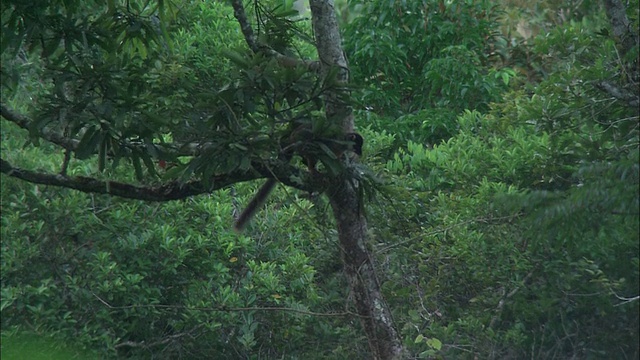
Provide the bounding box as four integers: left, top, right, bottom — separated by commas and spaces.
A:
309, 1, 403, 358
0, 158, 310, 202
603, 0, 638, 59
327, 179, 403, 359
309, 0, 353, 132
230, 0, 259, 52
600, 0, 639, 111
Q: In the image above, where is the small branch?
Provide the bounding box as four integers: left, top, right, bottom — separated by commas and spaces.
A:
609, 288, 640, 307
595, 81, 640, 109
1, 103, 78, 150
114, 330, 197, 350
92, 292, 358, 317
489, 269, 535, 328
229, 0, 320, 72
613, 295, 639, 306
2, 102, 209, 158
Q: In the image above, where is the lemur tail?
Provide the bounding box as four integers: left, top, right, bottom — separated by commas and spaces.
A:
234, 178, 277, 232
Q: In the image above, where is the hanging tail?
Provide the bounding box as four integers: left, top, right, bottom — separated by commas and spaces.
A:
234, 178, 277, 232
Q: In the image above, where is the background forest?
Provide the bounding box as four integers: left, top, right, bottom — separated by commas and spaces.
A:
1, 0, 638, 359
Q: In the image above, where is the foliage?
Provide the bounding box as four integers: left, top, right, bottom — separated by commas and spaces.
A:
377, 103, 637, 358
1, 0, 639, 359
1, 0, 367, 357
1, 120, 360, 358
0, 0, 328, 185
368, 6, 639, 358
1, 333, 95, 359
343, 0, 514, 118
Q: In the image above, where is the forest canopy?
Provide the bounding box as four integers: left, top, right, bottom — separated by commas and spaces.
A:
1, 0, 638, 358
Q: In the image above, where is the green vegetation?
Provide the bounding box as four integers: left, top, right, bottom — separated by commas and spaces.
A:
2, 0, 638, 358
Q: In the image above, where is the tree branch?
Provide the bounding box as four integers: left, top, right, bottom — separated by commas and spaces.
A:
309, 0, 352, 132
92, 291, 356, 317
230, 0, 320, 72
0, 158, 210, 200
1, 158, 312, 201
603, 0, 639, 59
230, 0, 259, 52
596, 80, 640, 109
1, 102, 257, 160
1, 103, 78, 150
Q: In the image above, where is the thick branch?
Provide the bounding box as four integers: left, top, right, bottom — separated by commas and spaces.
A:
230, 0, 259, 52
1, 158, 220, 201
1, 158, 312, 201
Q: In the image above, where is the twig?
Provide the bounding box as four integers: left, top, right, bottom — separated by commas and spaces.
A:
376, 214, 521, 253
92, 292, 361, 318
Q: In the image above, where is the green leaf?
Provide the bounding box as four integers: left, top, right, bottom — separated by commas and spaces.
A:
222, 49, 249, 68
98, 136, 108, 172
318, 142, 338, 160
75, 126, 103, 160
426, 337, 442, 350
239, 156, 251, 171
229, 143, 248, 151
141, 152, 158, 177
131, 152, 144, 180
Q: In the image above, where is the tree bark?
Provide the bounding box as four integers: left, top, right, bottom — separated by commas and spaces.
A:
327, 179, 404, 359
309, 1, 403, 358
603, 0, 638, 59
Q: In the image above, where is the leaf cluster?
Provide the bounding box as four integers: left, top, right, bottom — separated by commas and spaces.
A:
343, 0, 511, 116
368, 6, 639, 357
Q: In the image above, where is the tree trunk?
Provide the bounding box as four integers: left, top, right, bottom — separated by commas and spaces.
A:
309, 1, 403, 358
603, 0, 638, 59
328, 180, 403, 359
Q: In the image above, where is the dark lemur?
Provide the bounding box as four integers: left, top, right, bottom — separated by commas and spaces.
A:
233, 131, 363, 232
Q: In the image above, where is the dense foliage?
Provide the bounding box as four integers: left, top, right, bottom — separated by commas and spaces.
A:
2, 0, 638, 359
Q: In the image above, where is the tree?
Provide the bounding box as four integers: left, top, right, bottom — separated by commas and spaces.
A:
374, 0, 638, 357
1, 0, 402, 358
4, 0, 638, 358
